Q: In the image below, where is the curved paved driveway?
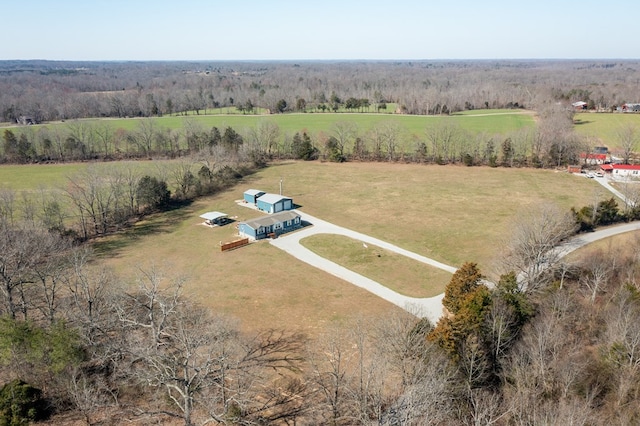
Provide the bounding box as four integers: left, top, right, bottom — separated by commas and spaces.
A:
269, 208, 640, 324
270, 211, 455, 324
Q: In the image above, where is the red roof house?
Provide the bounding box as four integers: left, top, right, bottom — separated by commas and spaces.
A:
580, 153, 609, 165
600, 164, 640, 178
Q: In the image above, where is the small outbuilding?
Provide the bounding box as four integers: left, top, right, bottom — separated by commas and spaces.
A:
256, 193, 294, 214
200, 211, 229, 226
238, 211, 301, 240
243, 189, 266, 205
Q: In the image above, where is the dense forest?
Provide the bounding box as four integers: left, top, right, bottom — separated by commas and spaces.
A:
2, 60, 640, 122
2, 60, 640, 424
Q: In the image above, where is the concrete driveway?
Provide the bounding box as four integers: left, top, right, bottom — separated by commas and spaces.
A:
270, 210, 455, 324
269, 207, 640, 324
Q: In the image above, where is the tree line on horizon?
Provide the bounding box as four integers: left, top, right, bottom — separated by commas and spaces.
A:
2, 60, 640, 124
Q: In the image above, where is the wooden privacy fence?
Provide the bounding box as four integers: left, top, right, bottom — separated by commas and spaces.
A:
221, 238, 249, 252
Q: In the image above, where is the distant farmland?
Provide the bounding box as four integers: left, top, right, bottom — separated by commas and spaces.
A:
77, 109, 534, 136
3, 109, 535, 156
573, 111, 640, 148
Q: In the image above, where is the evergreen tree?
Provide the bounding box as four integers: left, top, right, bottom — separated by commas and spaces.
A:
2, 129, 18, 162
136, 176, 170, 211
442, 262, 483, 315
209, 126, 222, 146
222, 127, 243, 151
292, 132, 316, 160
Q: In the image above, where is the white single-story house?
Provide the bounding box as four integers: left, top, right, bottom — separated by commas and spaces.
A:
238, 211, 301, 240
600, 164, 640, 179
256, 193, 294, 214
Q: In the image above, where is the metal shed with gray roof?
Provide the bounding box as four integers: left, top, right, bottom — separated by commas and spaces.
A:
256, 193, 293, 213
243, 189, 266, 205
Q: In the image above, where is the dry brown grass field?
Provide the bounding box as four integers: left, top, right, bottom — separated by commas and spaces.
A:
93, 160, 605, 334
299, 234, 451, 298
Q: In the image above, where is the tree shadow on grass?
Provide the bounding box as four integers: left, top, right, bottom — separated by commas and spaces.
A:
574, 119, 593, 125
92, 199, 195, 258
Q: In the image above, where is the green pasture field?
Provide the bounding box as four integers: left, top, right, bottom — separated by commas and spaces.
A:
86, 160, 603, 333
86, 110, 535, 137
573, 112, 640, 149
0, 160, 169, 192
0, 163, 86, 191
17, 109, 534, 147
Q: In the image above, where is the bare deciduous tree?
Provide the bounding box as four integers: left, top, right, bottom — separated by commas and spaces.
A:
0, 222, 66, 319
579, 249, 613, 303
617, 123, 639, 165
331, 121, 357, 160
427, 119, 462, 163
500, 204, 577, 292
118, 267, 305, 425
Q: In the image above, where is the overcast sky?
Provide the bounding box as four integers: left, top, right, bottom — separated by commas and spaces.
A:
3, 0, 637, 61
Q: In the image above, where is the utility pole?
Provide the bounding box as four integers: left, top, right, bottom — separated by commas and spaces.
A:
279, 178, 283, 195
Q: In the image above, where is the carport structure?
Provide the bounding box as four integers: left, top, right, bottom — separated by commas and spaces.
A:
200, 211, 229, 226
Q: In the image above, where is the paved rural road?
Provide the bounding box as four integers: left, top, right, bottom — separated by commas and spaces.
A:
270, 205, 640, 324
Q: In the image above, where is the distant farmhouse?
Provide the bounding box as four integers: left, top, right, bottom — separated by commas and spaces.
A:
238, 211, 301, 240
593, 146, 608, 155
572, 101, 588, 110
17, 115, 37, 125
580, 153, 609, 165
600, 164, 640, 178
620, 103, 640, 112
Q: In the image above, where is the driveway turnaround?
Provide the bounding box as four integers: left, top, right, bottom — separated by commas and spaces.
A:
269, 208, 640, 324
270, 210, 456, 324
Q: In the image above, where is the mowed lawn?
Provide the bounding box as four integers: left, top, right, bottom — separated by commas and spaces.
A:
95, 161, 602, 333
